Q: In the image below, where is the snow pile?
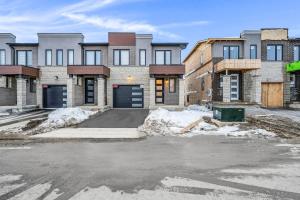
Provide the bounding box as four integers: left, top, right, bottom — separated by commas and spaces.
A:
139, 105, 276, 138
40, 108, 96, 130
139, 107, 212, 136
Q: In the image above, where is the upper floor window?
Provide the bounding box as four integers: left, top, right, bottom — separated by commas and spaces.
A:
85, 50, 101, 65
223, 46, 239, 59
250, 45, 257, 59
113, 49, 129, 66
56, 49, 63, 66
67, 49, 74, 65
17, 50, 32, 66
45, 49, 52, 66
200, 53, 204, 65
294, 46, 300, 61
155, 50, 171, 65
139, 49, 146, 66
0, 50, 5, 65
267, 45, 282, 61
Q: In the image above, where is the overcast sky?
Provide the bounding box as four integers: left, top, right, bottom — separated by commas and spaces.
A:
0, 0, 299, 57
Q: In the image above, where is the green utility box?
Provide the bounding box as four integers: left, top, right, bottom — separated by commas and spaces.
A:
213, 106, 245, 122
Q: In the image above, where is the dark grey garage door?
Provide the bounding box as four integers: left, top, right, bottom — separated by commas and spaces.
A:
43, 85, 67, 108
113, 85, 144, 108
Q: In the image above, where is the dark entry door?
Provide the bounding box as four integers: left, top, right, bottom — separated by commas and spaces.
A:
85, 78, 95, 104
43, 85, 67, 108
113, 85, 144, 108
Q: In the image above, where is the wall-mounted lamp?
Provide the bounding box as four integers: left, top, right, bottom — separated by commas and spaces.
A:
127, 75, 133, 81
54, 76, 59, 80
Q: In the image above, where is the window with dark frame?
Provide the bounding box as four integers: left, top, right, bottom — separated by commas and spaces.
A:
223, 46, 239, 59
113, 49, 129, 66
45, 49, 52, 66
85, 50, 101, 65
294, 46, 300, 61
67, 49, 74, 65
0, 49, 5, 65
169, 78, 176, 93
139, 49, 146, 66
17, 50, 32, 66
250, 45, 257, 59
56, 49, 63, 66
29, 78, 36, 93
5, 77, 12, 88
267, 44, 283, 61
155, 50, 171, 65
201, 78, 205, 91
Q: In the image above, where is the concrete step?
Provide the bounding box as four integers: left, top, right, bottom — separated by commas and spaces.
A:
30, 128, 146, 139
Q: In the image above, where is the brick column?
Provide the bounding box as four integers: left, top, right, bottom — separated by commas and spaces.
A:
179, 78, 185, 107
17, 77, 27, 108
67, 76, 76, 107
149, 78, 155, 108
253, 70, 262, 104
97, 77, 105, 109
222, 75, 231, 102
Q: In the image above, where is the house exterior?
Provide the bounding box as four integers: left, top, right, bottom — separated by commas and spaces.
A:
0, 32, 187, 111
184, 28, 300, 109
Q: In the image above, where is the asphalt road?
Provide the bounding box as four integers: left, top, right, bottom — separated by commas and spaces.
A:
0, 135, 299, 200
77, 109, 149, 128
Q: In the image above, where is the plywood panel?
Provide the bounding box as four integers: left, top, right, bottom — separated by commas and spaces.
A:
261, 83, 283, 108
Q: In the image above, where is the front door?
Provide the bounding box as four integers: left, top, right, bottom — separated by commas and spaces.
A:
230, 74, 239, 101
85, 78, 95, 104
155, 78, 164, 104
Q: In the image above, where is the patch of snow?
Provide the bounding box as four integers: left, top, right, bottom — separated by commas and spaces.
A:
38, 108, 96, 131
186, 104, 210, 112
43, 188, 62, 200
0, 174, 22, 184
0, 183, 26, 196
220, 163, 300, 193
0, 147, 31, 150
69, 177, 272, 200
8, 183, 52, 200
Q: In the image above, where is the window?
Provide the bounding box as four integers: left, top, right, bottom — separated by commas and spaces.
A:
85, 50, 101, 65
294, 46, 300, 61
139, 49, 146, 66
6, 77, 12, 88
267, 45, 283, 61
67, 49, 74, 65
45, 49, 52, 66
29, 78, 36, 93
250, 45, 257, 59
113, 50, 129, 66
169, 78, 176, 93
155, 50, 171, 65
223, 46, 239, 59
17, 50, 32, 66
0, 50, 5, 65
200, 53, 204, 65
56, 49, 63, 66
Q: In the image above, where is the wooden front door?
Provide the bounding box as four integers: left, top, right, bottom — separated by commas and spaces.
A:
261, 83, 283, 108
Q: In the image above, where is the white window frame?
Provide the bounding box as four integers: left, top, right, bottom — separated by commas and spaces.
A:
0, 49, 5, 65
45, 49, 52, 66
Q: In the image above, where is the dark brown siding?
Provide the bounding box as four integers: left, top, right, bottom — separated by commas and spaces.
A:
67, 65, 110, 77
108, 32, 136, 46
261, 40, 289, 62
0, 66, 39, 77
149, 65, 185, 75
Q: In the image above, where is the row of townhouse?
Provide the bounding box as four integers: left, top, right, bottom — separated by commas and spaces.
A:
0, 32, 187, 111
184, 28, 300, 109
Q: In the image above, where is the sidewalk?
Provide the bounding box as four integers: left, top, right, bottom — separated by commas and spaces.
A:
30, 128, 146, 140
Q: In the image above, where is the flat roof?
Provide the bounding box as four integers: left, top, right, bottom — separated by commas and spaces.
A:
7, 43, 39, 47
79, 42, 109, 46
151, 42, 188, 49
0, 33, 16, 38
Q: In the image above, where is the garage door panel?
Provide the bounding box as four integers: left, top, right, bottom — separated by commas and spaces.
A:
113, 85, 144, 108
43, 85, 67, 108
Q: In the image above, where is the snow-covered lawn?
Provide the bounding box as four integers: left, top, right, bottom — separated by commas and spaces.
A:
139, 105, 276, 138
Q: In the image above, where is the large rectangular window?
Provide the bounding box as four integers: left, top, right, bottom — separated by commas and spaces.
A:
223, 46, 239, 59
0, 50, 5, 65
267, 45, 283, 61
250, 45, 257, 59
155, 50, 171, 65
56, 49, 63, 66
85, 50, 101, 65
45, 49, 52, 66
139, 49, 146, 66
113, 49, 129, 66
17, 50, 32, 66
294, 46, 300, 61
67, 49, 74, 65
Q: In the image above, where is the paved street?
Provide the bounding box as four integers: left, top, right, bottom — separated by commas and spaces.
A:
0, 135, 299, 199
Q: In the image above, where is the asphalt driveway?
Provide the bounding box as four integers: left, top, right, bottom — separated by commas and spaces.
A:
78, 109, 149, 128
